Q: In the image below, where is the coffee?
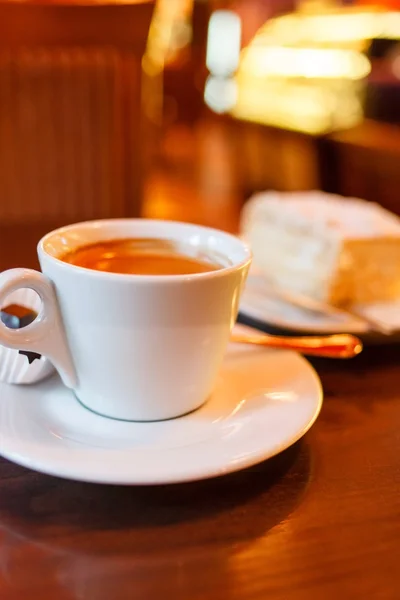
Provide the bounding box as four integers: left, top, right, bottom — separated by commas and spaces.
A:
60, 238, 222, 275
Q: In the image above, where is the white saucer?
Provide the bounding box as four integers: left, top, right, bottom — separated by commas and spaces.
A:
0, 334, 323, 485
240, 273, 400, 342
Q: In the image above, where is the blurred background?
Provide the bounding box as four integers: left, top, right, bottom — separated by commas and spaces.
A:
1, 0, 400, 232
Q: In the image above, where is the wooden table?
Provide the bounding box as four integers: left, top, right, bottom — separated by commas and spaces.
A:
0, 225, 399, 599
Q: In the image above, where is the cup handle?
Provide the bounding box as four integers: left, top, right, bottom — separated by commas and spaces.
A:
0, 268, 77, 388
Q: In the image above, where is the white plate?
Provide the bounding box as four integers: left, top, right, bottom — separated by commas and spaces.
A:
240, 274, 400, 341
0, 332, 322, 485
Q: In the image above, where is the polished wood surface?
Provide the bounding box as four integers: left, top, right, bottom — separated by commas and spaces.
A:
0, 132, 399, 597
1, 225, 399, 599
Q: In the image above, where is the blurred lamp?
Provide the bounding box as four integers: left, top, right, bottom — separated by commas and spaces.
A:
204, 76, 238, 113
206, 10, 242, 77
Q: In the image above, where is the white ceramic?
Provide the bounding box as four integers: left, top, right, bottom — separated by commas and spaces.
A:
0, 333, 323, 484
240, 272, 400, 343
0, 220, 251, 421
0, 288, 55, 384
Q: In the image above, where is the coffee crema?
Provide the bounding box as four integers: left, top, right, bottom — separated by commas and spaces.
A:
60, 238, 222, 275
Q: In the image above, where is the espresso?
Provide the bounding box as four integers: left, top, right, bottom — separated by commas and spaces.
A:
60, 238, 222, 275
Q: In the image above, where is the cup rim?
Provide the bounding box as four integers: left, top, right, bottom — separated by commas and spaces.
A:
38, 218, 252, 282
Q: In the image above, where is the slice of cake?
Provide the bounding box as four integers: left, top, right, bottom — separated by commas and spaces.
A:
241, 191, 400, 306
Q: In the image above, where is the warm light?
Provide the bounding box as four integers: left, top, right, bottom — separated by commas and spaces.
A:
382, 11, 400, 39
232, 78, 364, 135
206, 10, 242, 77
222, 4, 398, 134
254, 9, 400, 46
240, 46, 371, 80
204, 75, 238, 113
145, 0, 193, 67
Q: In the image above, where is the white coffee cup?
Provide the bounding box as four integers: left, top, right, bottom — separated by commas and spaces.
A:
0, 219, 251, 421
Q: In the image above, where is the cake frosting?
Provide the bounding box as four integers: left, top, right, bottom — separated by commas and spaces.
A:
241, 191, 400, 306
